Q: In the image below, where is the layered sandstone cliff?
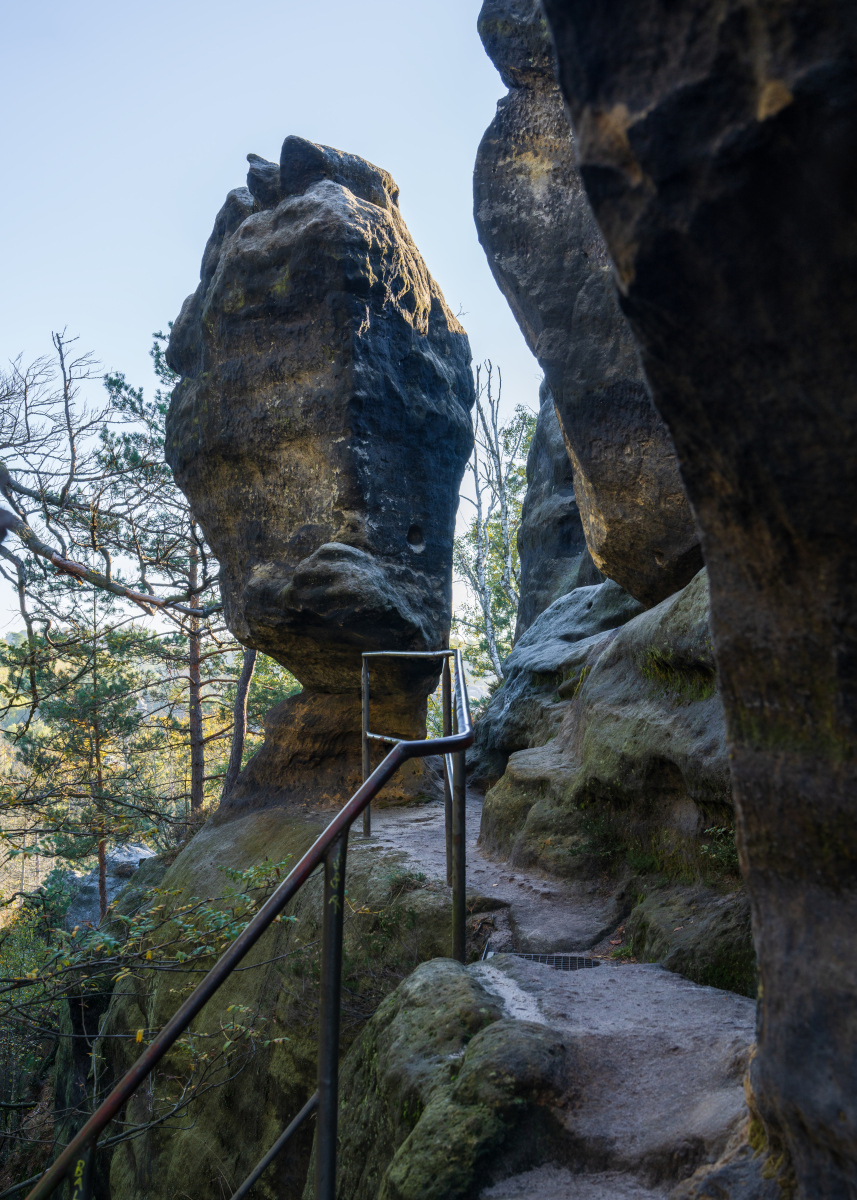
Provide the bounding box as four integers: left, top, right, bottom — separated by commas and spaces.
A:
474, 0, 701, 609
541, 1, 857, 1191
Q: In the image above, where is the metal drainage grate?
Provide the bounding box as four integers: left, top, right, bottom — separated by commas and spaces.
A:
482, 943, 600, 971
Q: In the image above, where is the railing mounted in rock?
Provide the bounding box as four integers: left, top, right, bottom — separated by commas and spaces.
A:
25, 650, 472, 1200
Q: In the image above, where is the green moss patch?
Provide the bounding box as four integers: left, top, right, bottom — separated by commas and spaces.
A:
627, 884, 758, 997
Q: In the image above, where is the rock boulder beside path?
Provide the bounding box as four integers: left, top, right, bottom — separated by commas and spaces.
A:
324, 955, 758, 1200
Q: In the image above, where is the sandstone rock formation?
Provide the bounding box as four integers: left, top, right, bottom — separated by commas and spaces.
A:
165, 135, 474, 811
470, 578, 643, 788
61, 845, 154, 933
515, 379, 602, 638
474, 0, 700, 608
482, 571, 728, 878
540, 1, 857, 1190
479, 570, 753, 995
325, 955, 757, 1199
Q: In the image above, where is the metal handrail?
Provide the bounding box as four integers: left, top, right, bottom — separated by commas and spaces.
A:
25, 649, 472, 1200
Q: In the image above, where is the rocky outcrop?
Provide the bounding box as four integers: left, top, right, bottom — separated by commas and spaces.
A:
165, 135, 474, 811
474, 0, 700, 608
515, 379, 602, 638
473, 569, 753, 995
326, 955, 757, 1199
482, 570, 729, 880
627, 885, 757, 999
470, 578, 643, 788
540, 2, 857, 1190
100, 812, 458, 1200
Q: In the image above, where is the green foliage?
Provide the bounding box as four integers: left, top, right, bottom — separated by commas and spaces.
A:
700, 825, 741, 874
0, 330, 301, 879
385, 869, 428, 899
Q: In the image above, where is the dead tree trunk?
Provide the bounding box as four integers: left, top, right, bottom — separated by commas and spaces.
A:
222, 648, 257, 801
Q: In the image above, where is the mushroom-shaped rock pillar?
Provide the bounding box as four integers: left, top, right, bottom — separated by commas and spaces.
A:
165, 136, 475, 813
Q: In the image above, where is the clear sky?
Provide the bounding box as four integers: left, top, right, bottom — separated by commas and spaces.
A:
0, 0, 539, 410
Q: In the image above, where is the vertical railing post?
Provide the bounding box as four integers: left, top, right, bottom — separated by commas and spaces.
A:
451, 660, 467, 964
442, 656, 452, 887
361, 660, 371, 837
315, 835, 347, 1200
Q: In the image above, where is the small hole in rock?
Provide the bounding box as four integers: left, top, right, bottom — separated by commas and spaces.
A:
407, 524, 425, 553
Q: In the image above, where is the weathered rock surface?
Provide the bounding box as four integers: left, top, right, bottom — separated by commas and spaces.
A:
478, 571, 753, 994
515, 379, 602, 639
540, 1, 857, 1190
628, 884, 757, 999
470, 578, 644, 788
474, 0, 700, 608
166, 135, 474, 811
327, 954, 756, 1199
482, 570, 729, 879
371, 790, 633, 954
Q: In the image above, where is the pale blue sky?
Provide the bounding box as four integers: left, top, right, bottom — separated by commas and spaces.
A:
0, 0, 539, 406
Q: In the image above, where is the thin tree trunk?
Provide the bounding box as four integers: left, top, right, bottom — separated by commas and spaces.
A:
94, 715, 106, 919
188, 537, 204, 812
94, 724, 107, 921
90, 595, 109, 923
222, 648, 257, 801
97, 834, 107, 922
469, 449, 504, 677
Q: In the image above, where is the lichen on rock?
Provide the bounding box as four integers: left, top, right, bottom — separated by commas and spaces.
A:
481, 570, 731, 880
308, 959, 573, 1200
469, 578, 644, 789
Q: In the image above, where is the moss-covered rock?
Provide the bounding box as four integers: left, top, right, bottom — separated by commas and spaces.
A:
627, 885, 758, 999
469, 579, 643, 789
310, 959, 572, 1200
482, 570, 732, 885
94, 809, 455, 1200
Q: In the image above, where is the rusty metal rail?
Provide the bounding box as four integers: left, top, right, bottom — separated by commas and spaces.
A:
25, 649, 472, 1200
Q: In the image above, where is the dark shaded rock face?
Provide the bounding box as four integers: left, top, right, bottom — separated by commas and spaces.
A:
628, 884, 757, 999
540, 1, 857, 1191
474, 0, 701, 608
166, 135, 474, 810
515, 378, 602, 639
